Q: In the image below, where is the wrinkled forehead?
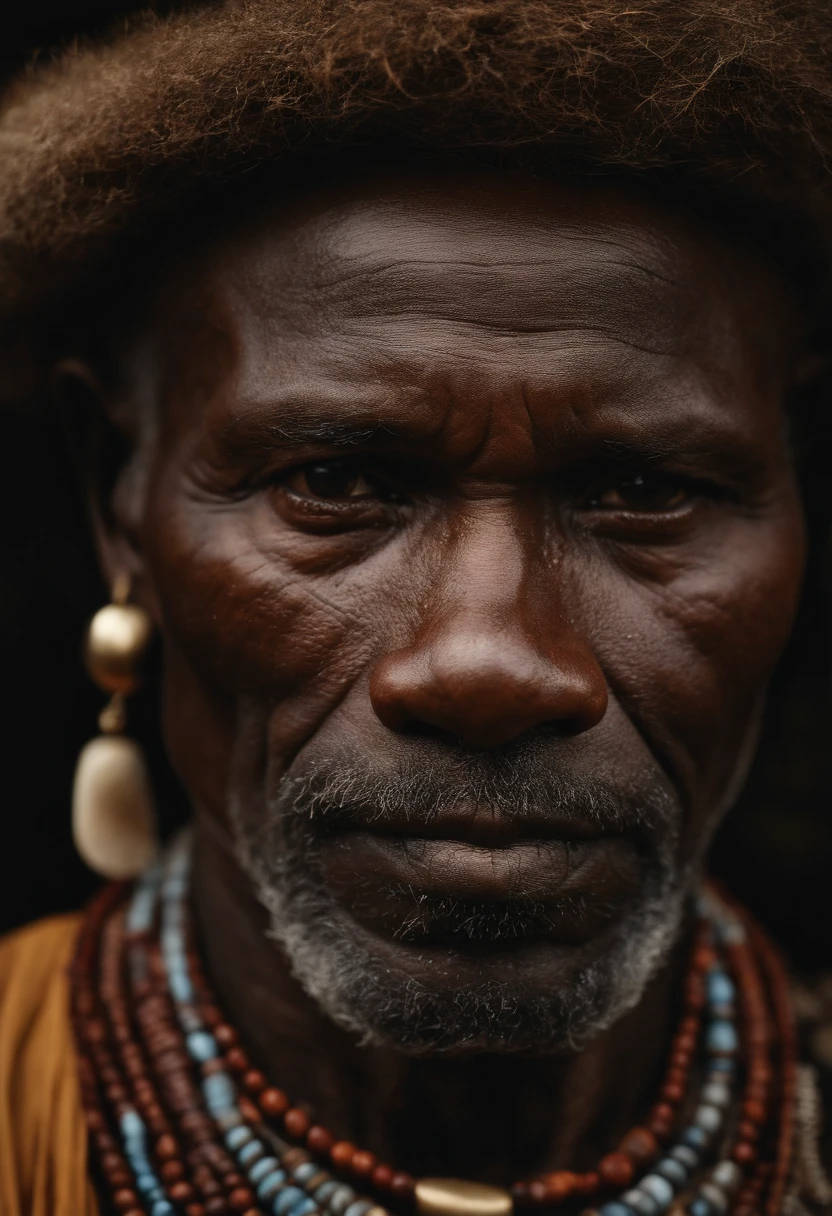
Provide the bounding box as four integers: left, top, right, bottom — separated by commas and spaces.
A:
147, 171, 801, 424
193, 175, 784, 333
233, 184, 688, 352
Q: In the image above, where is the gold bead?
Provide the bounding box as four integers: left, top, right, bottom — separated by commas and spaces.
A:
415, 1180, 513, 1216
84, 602, 153, 694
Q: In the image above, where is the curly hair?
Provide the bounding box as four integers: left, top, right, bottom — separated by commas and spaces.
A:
1, 0, 832, 387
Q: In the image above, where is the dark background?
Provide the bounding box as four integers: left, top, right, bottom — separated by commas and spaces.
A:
1, 3, 831, 966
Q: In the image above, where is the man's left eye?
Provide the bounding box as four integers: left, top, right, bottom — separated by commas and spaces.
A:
586, 474, 689, 512
284, 461, 378, 500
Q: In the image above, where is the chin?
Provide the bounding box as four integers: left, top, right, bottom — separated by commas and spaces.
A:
239, 853, 690, 1055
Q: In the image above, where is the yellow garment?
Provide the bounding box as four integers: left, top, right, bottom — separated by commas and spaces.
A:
0, 915, 99, 1216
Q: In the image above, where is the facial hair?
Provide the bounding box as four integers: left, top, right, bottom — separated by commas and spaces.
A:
230, 742, 694, 1055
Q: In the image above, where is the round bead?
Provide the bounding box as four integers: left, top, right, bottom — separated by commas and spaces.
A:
654, 1160, 687, 1188
741, 1099, 766, 1125
543, 1171, 576, 1202
710, 1162, 741, 1193
621, 1190, 658, 1216
214, 1024, 238, 1048
700, 1083, 731, 1110
331, 1141, 358, 1168
225, 1047, 249, 1072
528, 1180, 547, 1203
244, 1069, 267, 1093
284, 1108, 311, 1139
307, 1125, 334, 1154
250, 1158, 281, 1184
229, 1189, 255, 1212
170, 1183, 196, 1203
256, 1171, 287, 1202
314, 1182, 340, 1204
156, 1135, 179, 1161
693, 946, 715, 972
289, 1202, 317, 1216
274, 1187, 308, 1215
344, 1204, 373, 1216
186, 1032, 219, 1062
688, 1201, 715, 1216
599, 1153, 634, 1188
692, 1105, 722, 1134
647, 1112, 672, 1140
390, 1173, 415, 1198
293, 1162, 320, 1184
698, 1185, 728, 1214
668, 1146, 698, 1170
706, 972, 735, 1006
351, 1151, 377, 1177
238, 1139, 265, 1167
260, 1088, 290, 1117
732, 1143, 756, 1166
85, 602, 153, 694
706, 1021, 738, 1056
639, 1174, 674, 1207
225, 1126, 253, 1152
598, 1206, 636, 1216
114, 1190, 140, 1211
619, 1128, 658, 1166
372, 1164, 394, 1190
238, 1096, 262, 1126
681, 1126, 708, 1149
329, 1185, 358, 1215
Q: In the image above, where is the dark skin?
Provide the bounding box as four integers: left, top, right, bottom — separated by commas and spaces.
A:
74, 169, 807, 1184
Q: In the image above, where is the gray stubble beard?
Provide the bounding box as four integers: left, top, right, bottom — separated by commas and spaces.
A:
229, 760, 697, 1055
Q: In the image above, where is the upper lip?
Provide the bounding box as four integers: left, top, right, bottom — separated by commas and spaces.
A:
336, 806, 612, 848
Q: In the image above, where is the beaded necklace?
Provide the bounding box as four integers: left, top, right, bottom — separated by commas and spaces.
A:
71, 835, 797, 1216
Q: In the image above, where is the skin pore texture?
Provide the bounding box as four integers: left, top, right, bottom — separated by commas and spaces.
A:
80, 169, 808, 1186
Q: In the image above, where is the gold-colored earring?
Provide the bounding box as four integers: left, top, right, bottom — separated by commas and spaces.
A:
72, 572, 160, 879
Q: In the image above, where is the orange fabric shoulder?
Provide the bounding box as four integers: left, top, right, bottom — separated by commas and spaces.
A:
0, 914, 99, 1216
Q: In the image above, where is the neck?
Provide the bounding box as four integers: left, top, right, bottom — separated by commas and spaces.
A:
190, 817, 690, 1187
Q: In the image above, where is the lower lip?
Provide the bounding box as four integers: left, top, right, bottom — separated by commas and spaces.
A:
319, 830, 642, 926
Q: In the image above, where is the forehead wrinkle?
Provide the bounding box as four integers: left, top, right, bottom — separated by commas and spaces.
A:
292, 258, 687, 358
226, 204, 693, 359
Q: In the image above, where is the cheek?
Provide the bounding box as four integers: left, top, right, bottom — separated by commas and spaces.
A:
143, 490, 402, 799
590, 505, 805, 825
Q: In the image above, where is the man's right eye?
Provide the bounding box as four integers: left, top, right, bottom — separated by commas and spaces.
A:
283, 461, 379, 501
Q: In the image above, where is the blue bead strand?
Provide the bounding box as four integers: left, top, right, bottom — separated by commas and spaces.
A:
157, 835, 390, 1216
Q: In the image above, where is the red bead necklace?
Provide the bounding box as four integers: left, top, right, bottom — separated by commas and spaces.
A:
70, 865, 799, 1216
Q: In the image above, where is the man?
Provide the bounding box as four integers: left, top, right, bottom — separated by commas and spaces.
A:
0, 3, 830, 1216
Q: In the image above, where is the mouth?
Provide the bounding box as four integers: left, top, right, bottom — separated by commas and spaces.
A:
316, 806, 645, 951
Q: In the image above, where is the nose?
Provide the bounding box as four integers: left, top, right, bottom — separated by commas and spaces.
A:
368, 513, 608, 750
370, 626, 608, 748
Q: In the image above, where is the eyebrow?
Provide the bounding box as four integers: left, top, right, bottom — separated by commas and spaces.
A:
265, 419, 395, 448
217, 401, 772, 489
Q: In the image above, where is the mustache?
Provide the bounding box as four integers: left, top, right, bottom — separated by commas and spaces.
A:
271, 744, 678, 841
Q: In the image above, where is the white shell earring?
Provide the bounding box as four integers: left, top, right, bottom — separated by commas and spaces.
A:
72, 573, 159, 879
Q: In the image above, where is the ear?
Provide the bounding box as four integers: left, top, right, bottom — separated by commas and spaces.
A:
53, 358, 158, 617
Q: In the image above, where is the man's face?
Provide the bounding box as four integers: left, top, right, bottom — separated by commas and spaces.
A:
115, 171, 805, 1053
